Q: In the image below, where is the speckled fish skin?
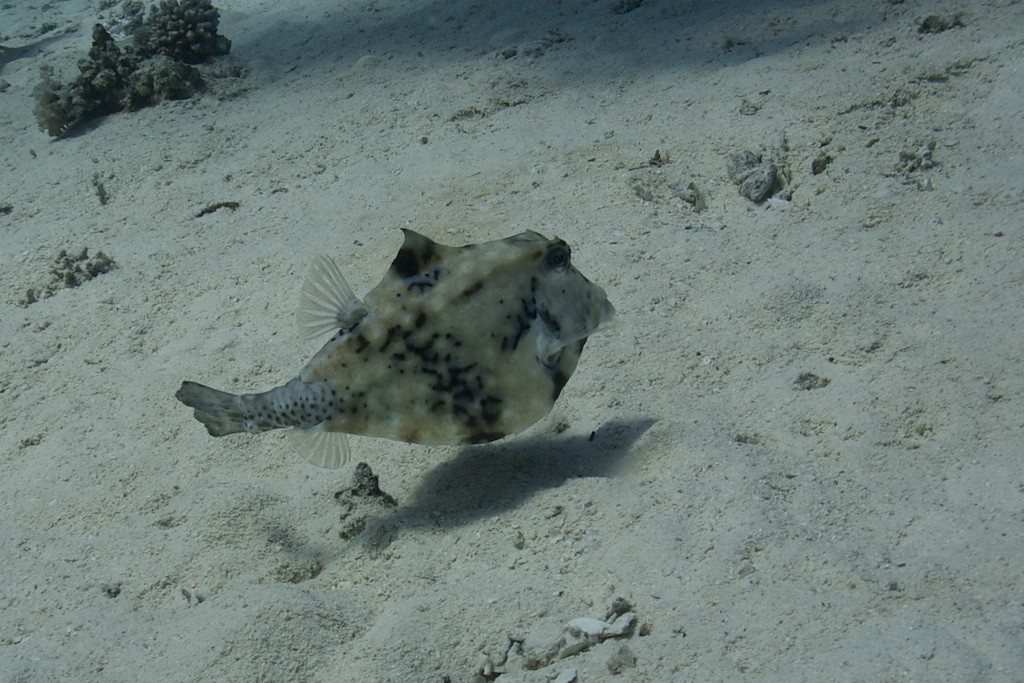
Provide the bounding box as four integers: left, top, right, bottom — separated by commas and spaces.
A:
176, 229, 614, 462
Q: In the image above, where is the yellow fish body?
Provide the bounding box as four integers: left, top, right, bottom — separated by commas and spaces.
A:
176, 230, 614, 467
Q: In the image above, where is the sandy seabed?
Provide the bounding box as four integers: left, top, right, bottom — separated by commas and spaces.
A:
2, 1, 1022, 681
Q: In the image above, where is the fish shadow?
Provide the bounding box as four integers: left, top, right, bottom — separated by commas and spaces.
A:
380, 417, 655, 532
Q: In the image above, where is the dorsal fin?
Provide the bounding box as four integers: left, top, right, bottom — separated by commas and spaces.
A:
296, 256, 369, 341
389, 229, 441, 279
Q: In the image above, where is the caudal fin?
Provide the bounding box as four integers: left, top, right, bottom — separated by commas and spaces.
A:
176, 379, 351, 467
175, 381, 247, 436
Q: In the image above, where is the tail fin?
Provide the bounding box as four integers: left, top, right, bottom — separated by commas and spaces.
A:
175, 381, 247, 436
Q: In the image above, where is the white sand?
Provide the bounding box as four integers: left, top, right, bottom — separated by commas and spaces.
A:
2, 0, 1022, 680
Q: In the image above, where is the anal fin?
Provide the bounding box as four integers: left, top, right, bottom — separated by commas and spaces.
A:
287, 424, 352, 469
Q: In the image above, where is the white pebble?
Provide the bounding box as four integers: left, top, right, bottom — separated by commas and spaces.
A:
566, 617, 606, 637
553, 668, 578, 683
606, 611, 637, 637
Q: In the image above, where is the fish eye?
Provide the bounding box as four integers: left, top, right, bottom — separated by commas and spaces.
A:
545, 245, 570, 272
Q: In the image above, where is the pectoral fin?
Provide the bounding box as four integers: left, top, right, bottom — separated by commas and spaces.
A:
296, 256, 369, 340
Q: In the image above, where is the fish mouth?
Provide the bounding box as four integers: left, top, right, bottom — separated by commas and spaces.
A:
581, 298, 617, 341
535, 295, 615, 367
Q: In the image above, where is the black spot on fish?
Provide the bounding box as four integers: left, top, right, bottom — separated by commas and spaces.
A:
354, 334, 370, 354
415, 311, 427, 329
392, 248, 419, 279
538, 307, 560, 332
404, 335, 437, 364
379, 325, 401, 352
420, 241, 436, 266
501, 297, 538, 351
461, 281, 484, 298
480, 395, 503, 425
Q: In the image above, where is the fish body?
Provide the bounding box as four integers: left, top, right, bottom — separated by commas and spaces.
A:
176, 229, 614, 467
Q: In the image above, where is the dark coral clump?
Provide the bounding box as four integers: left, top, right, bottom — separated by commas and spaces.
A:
32, 0, 231, 137
33, 68, 81, 138
33, 24, 137, 137
133, 0, 230, 64
124, 55, 204, 110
